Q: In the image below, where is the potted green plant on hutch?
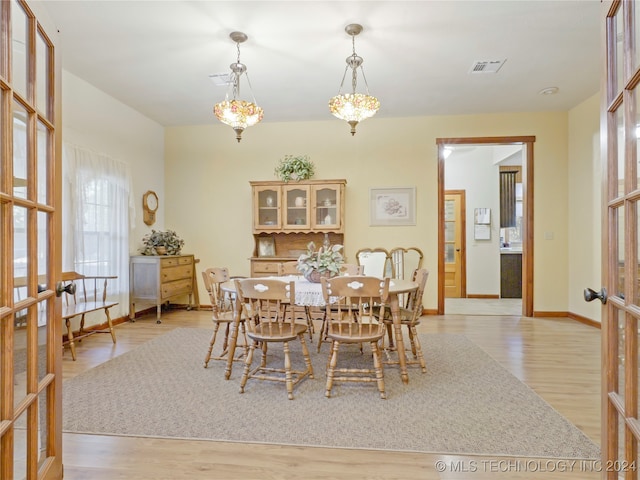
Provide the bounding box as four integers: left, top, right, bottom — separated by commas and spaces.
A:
274, 154, 315, 182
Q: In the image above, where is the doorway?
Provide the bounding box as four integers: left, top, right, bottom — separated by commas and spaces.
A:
436, 136, 535, 317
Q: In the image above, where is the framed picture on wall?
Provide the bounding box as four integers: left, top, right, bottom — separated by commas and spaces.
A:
370, 187, 416, 226
257, 236, 276, 257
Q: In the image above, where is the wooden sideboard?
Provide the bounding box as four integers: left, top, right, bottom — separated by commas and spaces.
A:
129, 254, 195, 323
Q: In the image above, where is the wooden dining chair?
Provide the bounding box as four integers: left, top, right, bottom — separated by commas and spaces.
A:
375, 268, 429, 373
355, 248, 391, 277
320, 276, 390, 399
235, 278, 314, 400
339, 263, 364, 275
201, 267, 249, 368
315, 263, 364, 352
277, 261, 314, 340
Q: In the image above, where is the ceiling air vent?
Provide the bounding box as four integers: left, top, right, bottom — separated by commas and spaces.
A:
469, 59, 506, 74
208, 73, 231, 86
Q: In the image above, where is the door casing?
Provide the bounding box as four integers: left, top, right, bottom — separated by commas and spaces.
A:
436, 136, 535, 316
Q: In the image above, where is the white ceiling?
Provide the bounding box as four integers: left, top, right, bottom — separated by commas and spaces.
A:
36, 0, 602, 127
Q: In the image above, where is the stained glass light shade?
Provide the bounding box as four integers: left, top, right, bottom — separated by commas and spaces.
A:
214, 99, 264, 142
329, 93, 380, 135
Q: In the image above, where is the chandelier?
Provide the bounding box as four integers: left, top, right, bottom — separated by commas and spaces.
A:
329, 24, 380, 136
213, 31, 264, 143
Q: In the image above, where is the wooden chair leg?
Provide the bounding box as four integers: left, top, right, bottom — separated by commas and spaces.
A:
298, 335, 314, 379
239, 342, 257, 393
410, 325, 427, 373
203, 323, 221, 368
78, 314, 86, 342
386, 323, 395, 349
66, 318, 76, 361
304, 306, 315, 340
371, 341, 386, 399
104, 309, 116, 344
317, 314, 327, 353
325, 341, 339, 398
283, 341, 294, 400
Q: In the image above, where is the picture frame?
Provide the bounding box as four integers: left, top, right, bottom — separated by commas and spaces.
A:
257, 236, 276, 257
370, 187, 416, 226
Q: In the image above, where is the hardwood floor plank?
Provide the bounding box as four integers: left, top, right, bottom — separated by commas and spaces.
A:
61, 309, 601, 480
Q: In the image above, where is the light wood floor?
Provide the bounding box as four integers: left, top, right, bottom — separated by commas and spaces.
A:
444, 298, 522, 316
62, 308, 602, 480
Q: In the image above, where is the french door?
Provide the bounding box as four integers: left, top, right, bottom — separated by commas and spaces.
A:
1, 1, 63, 479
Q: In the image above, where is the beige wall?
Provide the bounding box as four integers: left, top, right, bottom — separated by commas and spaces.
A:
63, 70, 166, 254
568, 93, 601, 322
62, 70, 165, 326
165, 111, 571, 312
61, 69, 600, 318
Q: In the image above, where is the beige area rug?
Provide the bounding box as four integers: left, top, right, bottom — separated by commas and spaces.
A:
62, 328, 600, 459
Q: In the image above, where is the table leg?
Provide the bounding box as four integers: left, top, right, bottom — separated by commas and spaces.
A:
390, 293, 409, 384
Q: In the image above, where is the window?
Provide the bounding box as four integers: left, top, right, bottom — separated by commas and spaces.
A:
500, 182, 522, 247
63, 143, 134, 318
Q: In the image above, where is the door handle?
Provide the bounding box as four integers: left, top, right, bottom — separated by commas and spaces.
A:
55, 282, 76, 297
584, 287, 607, 304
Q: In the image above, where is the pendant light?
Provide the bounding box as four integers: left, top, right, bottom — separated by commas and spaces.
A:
213, 31, 264, 142
329, 24, 380, 136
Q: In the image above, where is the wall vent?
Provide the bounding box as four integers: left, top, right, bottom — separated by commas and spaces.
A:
469, 59, 506, 74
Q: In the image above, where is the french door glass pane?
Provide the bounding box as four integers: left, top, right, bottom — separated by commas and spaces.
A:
615, 206, 625, 299
11, 0, 27, 99
14, 205, 28, 283
617, 107, 626, 198
36, 30, 49, 117
636, 203, 640, 306
636, 0, 640, 71
37, 211, 48, 289
37, 120, 49, 205
615, 6, 625, 95
37, 389, 49, 470
13, 410, 27, 479
15, 308, 28, 398
13, 101, 28, 199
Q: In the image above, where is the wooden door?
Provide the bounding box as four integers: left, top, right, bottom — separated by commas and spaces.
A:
1, 1, 63, 479
444, 191, 466, 298
600, 1, 640, 477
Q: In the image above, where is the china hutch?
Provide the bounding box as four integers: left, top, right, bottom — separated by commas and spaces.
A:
249, 179, 346, 277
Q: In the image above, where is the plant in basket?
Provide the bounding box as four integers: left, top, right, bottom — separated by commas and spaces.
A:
140, 229, 184, 255
296, 241, 343, 283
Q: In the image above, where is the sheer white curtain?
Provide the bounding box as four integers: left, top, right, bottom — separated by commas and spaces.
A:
63, 143, 135, 318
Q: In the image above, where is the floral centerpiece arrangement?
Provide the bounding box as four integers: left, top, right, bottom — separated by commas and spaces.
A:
274, 154, 315, 182
296, 241, 343, 283
140, 229, 184, 255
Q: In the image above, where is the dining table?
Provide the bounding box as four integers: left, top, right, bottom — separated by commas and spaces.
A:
221, 274, 418, 384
